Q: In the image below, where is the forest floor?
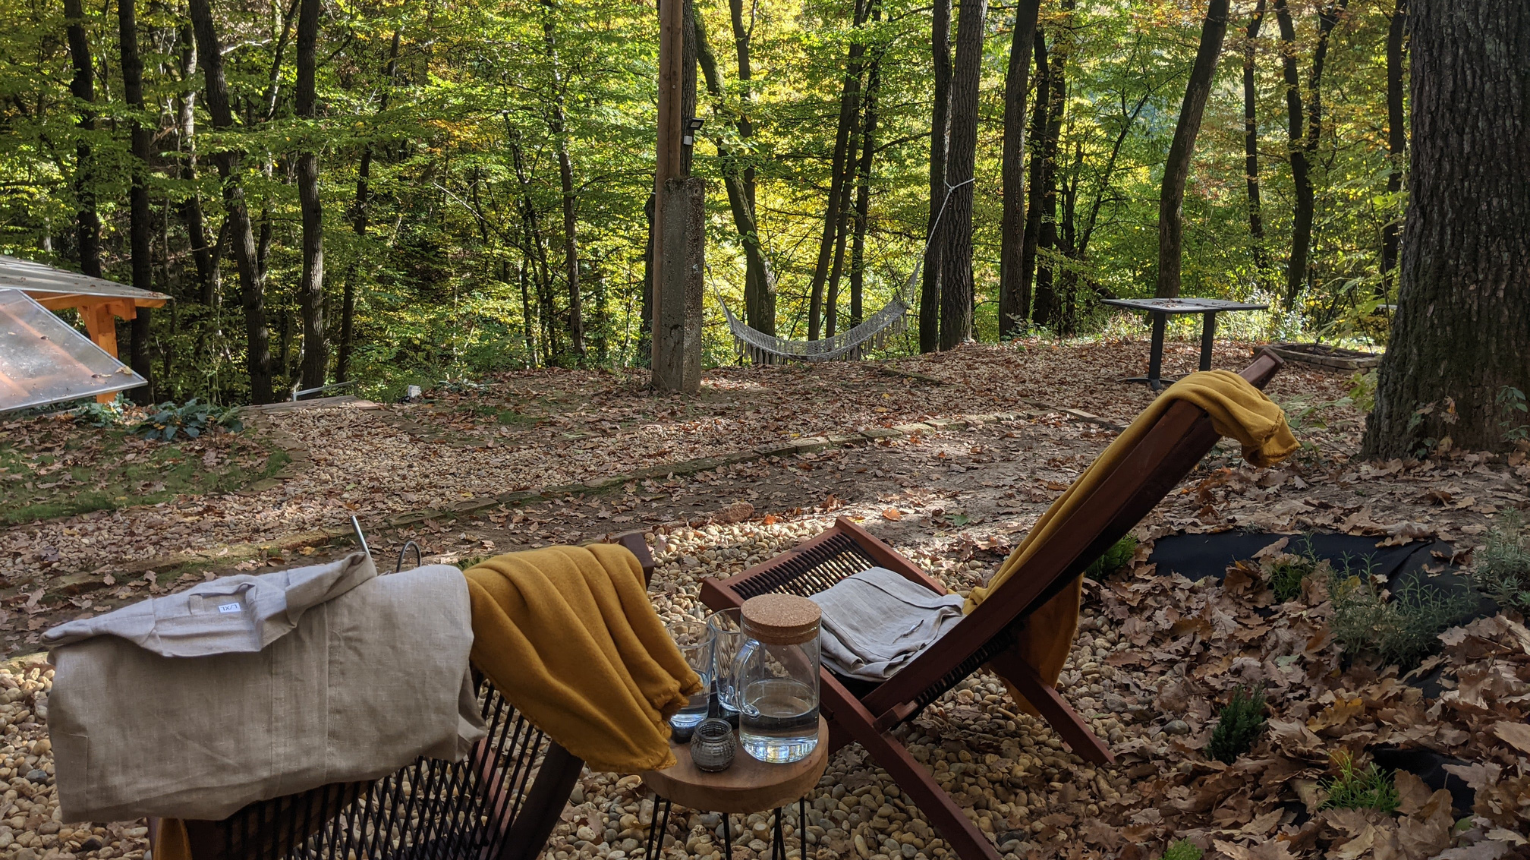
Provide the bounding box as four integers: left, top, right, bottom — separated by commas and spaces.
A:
1, 338, 1528, 860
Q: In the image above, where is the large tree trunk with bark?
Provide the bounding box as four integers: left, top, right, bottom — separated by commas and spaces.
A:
1380, 0, 1407, 295
997, 0, 1041, 338
62, 0, 101, 279
190, 0, 275, 403
1243, 0, 1268, 276
1155, 0, 1230, 298
919, 0, 951, 353
1362, 1, 1530, 457
295, 0, 326, 389
935, 0, 987, 350
118, 0, 155, 402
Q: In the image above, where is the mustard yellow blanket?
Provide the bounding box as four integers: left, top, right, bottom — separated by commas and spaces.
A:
466, 543, 701, 773
967, 369, 1298, 713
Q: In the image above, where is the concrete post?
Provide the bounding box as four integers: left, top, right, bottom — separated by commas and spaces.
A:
653, 176, 704, 394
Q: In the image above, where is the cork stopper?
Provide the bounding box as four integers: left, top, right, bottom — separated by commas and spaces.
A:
740, 594, 821, 645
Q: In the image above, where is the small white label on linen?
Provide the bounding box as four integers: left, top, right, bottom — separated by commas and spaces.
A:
218, 602, 242, 614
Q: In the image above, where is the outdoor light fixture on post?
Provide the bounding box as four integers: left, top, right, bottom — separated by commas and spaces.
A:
682, 118, 705, 146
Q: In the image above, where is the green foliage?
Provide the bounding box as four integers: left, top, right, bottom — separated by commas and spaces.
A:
1160, 839, 1203, 860
1327, 558, 1477, 670
1086, 535, 1138, 578
73, 400, 127, 428
1474, 513, 1530, 612
1206, 685, 1268, 764
1498, 387, 1529, 444
1348, 370, 1378, 414
131, 400, 244, 442
1321, 754, 1400, 814
1264, 538, 1324, 603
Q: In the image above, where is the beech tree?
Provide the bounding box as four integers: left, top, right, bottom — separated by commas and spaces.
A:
1362, 1, 1530, 456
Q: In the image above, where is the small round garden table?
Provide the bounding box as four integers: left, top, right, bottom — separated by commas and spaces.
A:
640, 718, 829, 860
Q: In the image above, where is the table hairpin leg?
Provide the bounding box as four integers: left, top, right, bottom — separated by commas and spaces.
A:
645, 795, 675, 860
767, 798, 809, 860
723, 811, 733, 859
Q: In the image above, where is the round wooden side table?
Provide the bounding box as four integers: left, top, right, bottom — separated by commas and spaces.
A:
640, 718, 829, 860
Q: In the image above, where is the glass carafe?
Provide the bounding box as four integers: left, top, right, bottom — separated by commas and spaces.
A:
734, 594, 821, 763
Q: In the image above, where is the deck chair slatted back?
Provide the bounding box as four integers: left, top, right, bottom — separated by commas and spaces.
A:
698, 352, 1284, 860
168, 533, 657, 860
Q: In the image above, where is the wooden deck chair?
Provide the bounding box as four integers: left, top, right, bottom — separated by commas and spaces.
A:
156, 533, 657, 860
699, 352, 1284, 860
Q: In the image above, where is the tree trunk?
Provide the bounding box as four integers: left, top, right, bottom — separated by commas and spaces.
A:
1243, 0, 1268, 275
190, 0, 275, 403
118, 0, 155, 402
808, 0, 868, 341
728, 0, 773, 335
997, 0, 1041, 339
696, 12, 777, 342
1019, 31, 1049, 328
1031, 20, 1068, 329
295, 0, 326, 390
63, 0, 101, 279
936, 0, 988, 350
1380, 0, 1406, 295
1155, 0, 1230, 299
543, 3, 585, 361
849, 15, 882, 330
173, 22, 220, 307
1361, 1, 1529, 457
337, 28, 401, 383
919, 0, 952, 353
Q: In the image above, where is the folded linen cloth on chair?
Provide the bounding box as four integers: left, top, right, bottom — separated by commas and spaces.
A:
45, 553, 485, 823
966, 370, 1298, 714
465, 544, 701, 773
810, 567, 966, 681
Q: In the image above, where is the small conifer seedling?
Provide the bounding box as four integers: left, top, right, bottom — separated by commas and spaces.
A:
1206, 685, 1267, 764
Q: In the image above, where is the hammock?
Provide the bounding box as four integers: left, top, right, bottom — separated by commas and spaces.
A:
721, 294, 910, 364
716, 177, 970, 365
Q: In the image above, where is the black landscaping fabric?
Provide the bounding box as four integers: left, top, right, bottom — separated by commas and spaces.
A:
1148, 530, 1497, 620
1144, 530, 1500, 815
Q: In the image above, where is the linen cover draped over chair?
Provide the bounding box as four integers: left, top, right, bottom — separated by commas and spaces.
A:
700, 351, 1286, 860
161, 533, 657, 860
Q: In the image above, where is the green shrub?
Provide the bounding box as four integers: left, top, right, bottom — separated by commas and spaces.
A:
1328, 558, 1477, 670
73, 400, 126, 428
1206, 685, 1268, 764
1161, 839, 1203, 860
1322, 753, 1400, 814
1087, 535, 1138, 578
1474, 513, 1530, 612
132, 399, 244, 442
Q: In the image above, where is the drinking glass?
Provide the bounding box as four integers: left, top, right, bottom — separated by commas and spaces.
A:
705, 608, 744, 722
667, 618, 714, 737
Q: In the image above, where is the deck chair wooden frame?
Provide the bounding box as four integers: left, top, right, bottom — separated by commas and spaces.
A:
699, 352, 1284, 860
156, 533, 657, 860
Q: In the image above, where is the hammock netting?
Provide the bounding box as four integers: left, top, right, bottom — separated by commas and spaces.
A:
721, 296, 911, 364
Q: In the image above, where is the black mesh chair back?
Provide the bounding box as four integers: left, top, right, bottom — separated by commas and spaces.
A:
179, 671, 583, 860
